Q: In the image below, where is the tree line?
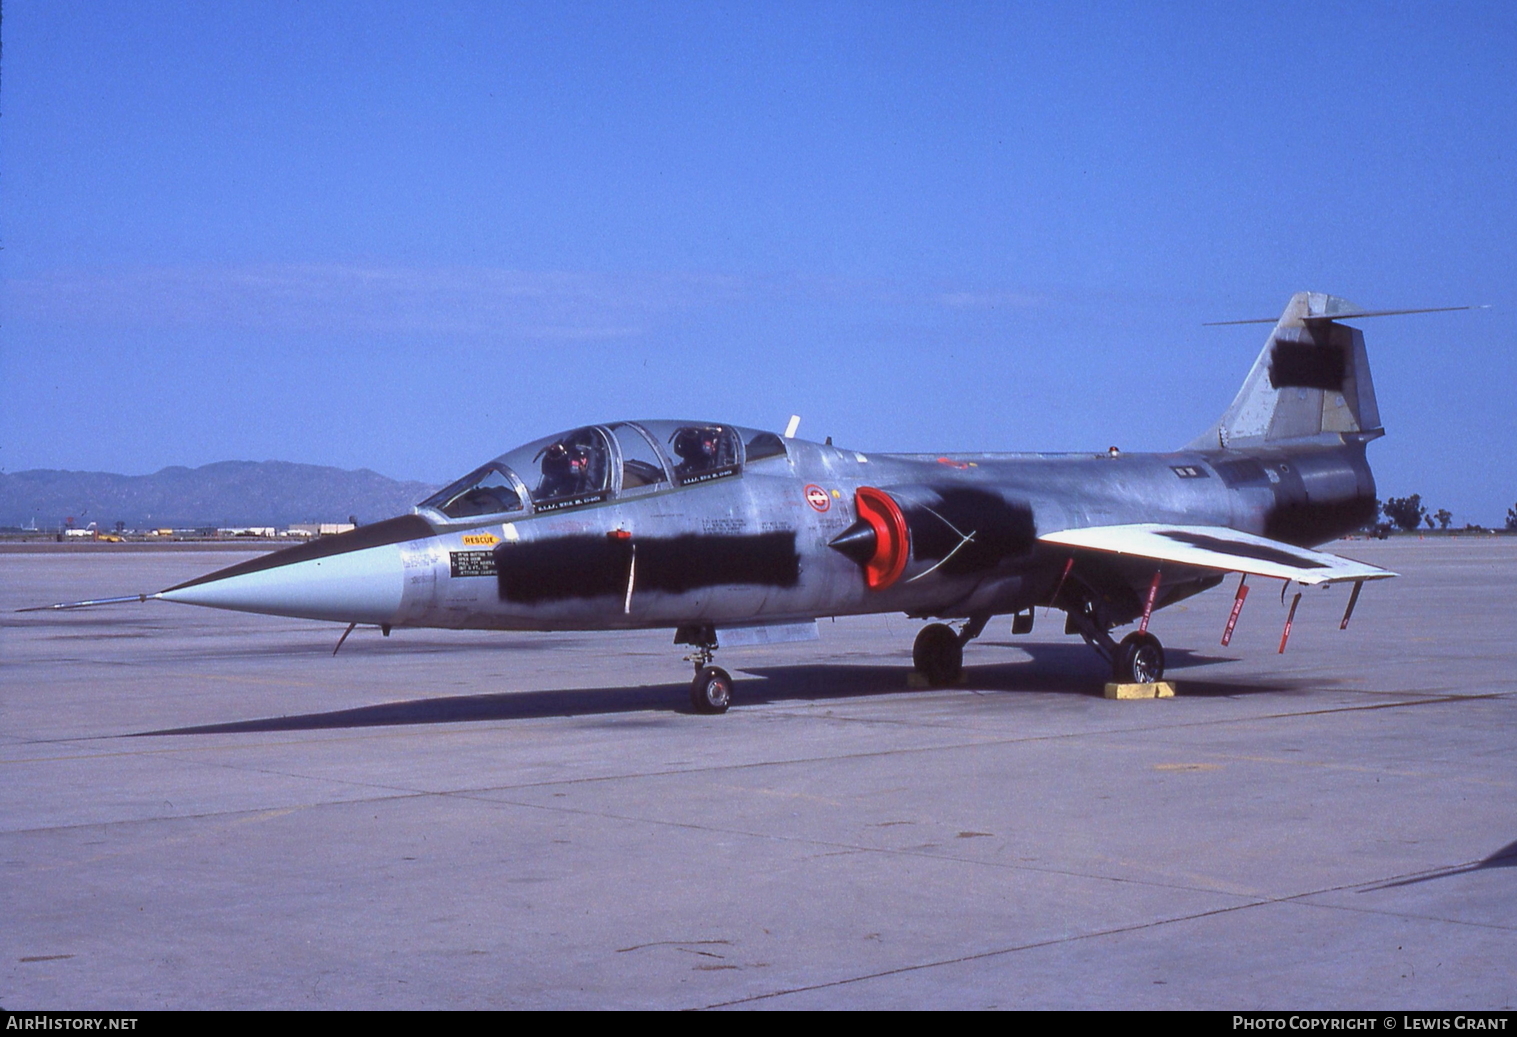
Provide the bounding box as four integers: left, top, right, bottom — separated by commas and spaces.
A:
1377, 494, 1517, 533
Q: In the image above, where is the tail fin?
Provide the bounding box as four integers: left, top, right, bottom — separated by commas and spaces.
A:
1188, 291, 1382, 451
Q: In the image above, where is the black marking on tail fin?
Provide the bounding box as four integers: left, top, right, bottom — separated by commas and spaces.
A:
1269, 340, 1345, 391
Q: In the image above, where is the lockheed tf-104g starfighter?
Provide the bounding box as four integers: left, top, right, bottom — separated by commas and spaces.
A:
39, 292, 1445, 712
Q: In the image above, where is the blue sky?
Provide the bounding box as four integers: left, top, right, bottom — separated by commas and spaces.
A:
4, 2, 1514, 524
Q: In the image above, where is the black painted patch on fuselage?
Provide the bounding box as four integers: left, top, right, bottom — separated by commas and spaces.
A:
641, 532, 800, 592
906, 488, 1035, 576
496, 536, 631, 602
1157, 530, 1329, 568
494, 531, 800, 604
1269, 341, 1345, 391
1265, 495, 1379, 548
163, 514, 436, 592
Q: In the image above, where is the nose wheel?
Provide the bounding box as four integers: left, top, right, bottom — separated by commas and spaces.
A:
677, 624, 733, 714
690, 665, 733, 714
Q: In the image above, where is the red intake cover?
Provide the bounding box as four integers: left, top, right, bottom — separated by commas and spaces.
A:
855, 486, 910, 590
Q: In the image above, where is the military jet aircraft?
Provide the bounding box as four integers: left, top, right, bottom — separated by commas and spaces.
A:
37, 292, 1435, 713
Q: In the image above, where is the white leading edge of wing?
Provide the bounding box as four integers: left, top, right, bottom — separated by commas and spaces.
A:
1037, 524, 1396, 585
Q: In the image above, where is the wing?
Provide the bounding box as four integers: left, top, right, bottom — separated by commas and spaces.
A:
1037, 524, 1395, 585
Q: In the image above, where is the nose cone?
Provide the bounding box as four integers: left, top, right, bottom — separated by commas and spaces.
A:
160, 546, 406, 623
158, 515, 432, 624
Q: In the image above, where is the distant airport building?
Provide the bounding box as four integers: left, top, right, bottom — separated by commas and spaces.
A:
285, 523, 357, 538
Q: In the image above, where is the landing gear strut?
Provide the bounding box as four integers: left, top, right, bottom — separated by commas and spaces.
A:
677, 624, 732, 714
1065, 601, 1167, 684
911, 612, 990, 688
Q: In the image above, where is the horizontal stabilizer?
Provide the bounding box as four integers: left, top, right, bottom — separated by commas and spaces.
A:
1038, 524, 1395, 585
1204, 304, 1479, 326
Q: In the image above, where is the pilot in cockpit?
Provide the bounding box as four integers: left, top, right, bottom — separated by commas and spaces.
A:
672, 427, 725, 478
539, 441, 591, 499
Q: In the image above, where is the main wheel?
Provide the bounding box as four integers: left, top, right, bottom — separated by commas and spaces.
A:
913, 623, 964, 688
690, 666, 733, 714
1114, 631, 1165, 684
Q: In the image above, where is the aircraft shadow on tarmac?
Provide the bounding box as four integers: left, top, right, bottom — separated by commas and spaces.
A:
1358, 839, 1517, 890
131, 643, 1307, 737
113, 629, 611, 661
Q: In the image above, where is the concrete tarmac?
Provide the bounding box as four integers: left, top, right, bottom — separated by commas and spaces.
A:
2, 539, 1514, 1009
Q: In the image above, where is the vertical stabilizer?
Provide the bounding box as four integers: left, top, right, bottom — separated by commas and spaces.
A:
1188, 292, 1382, 450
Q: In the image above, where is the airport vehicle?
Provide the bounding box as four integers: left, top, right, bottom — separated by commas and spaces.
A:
37, 292, 1420, 712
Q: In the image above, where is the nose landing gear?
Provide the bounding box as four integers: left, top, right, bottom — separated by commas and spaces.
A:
677, 625, 732, 714
691, 664, 733, 714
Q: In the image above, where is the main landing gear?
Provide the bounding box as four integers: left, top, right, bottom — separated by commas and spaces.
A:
1114, 631, 1165, 684
912, 613, 990, 688
1064, 599, 1167, 684
678, 625, 732, 714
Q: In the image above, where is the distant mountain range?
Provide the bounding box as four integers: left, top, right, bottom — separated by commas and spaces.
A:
0, 461, 441, 529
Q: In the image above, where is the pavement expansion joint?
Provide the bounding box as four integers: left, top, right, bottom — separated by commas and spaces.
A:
465, 791, 1283, 901
1292, 896, 1517, 934
699, 895, 1285, 1009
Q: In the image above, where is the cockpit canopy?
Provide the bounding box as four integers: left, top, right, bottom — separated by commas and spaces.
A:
420, 420, 789, 522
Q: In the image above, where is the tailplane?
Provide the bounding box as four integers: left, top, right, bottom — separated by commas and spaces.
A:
1189, 292, 1382, 450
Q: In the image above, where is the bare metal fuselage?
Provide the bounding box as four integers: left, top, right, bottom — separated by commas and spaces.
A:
168, 434, 1371, 637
